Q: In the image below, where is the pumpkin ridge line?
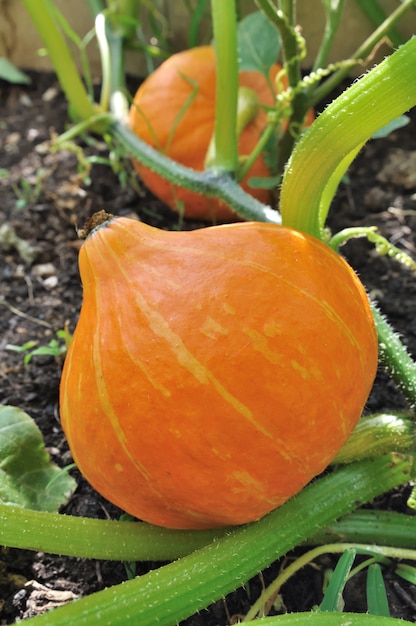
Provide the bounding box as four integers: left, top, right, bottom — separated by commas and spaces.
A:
83, 246, 178, 508
92, 266, 154, 483
100, 234, 278, 441
114, 218, 366, 359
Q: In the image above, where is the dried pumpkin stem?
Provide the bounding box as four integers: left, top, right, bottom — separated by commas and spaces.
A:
14, 455, 412, 626
77, 210, 116, 239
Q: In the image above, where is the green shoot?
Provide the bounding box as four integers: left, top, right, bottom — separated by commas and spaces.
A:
6, 325, 72, 366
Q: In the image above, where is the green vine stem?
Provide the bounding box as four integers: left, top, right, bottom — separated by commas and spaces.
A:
1, 414, 414, 562
310, 510, 416, 550
96, 1, 141, 118
311, 0, 416, 107
21, 0, 98, 124
329, 227, 416, 271
210, 0, 239, 174
0, 504, 225, 561
244, 542, 416, 622
5, 507, 416, 572
205, 86, 259, 170
256, 0, 301, 88
14, 455, 412, 625
372, 303, 416, 407
111, 121, 281, 222
237, 613, 410, 625
332, 412, 416, 464
255, 0, 310, 171
280, 35, 416, 239
87, 0, 105, 17
2, 409, 415, 562
312, 0, 346, 72
54, 112, 280, 222
96, 11, 130, 118
355, 0, 405, 48
95, 12, 112, 112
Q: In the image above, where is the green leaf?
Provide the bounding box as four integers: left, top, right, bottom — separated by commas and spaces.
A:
237, 11, 280, 75
395, 563, 416, 585
367, 563, 390, 617
0, 58, 31, 84
319, 549, 356, 612
0, 405, 76, 511
247, 175, 281, 190
372, 115, 410, 139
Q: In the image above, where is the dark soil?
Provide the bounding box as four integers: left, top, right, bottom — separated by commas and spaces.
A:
1, 71, 416, 624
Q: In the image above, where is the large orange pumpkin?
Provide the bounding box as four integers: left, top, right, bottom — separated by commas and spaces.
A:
60, 212, 377, 529
129, 45, 314, 222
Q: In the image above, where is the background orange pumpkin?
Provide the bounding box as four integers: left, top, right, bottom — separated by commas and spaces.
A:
60, 214, 378, 529
129, 45, 313, 222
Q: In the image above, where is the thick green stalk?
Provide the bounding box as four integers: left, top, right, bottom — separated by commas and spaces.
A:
0, 504, 225, 561
210, 0, 239, 173
21, 0, 97, 122
280, 36, 416, 238
372, 304, 416, 407
17, 455, 412, 626
205, 86, 259, 170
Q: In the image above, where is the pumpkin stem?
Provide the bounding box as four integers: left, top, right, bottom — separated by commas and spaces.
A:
77, 210, 116, 240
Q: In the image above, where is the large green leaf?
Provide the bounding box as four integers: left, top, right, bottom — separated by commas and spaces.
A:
237, 11, 281, 75
0, 405, 75, 511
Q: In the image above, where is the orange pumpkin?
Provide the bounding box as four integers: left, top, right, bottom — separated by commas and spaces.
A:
129, 45, 314, 222
60, 212, 377, 529
60, 214, 377, 528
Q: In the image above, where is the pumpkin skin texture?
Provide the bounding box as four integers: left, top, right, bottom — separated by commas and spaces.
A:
129, 45, 314, 223
60, 215, 378, 530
